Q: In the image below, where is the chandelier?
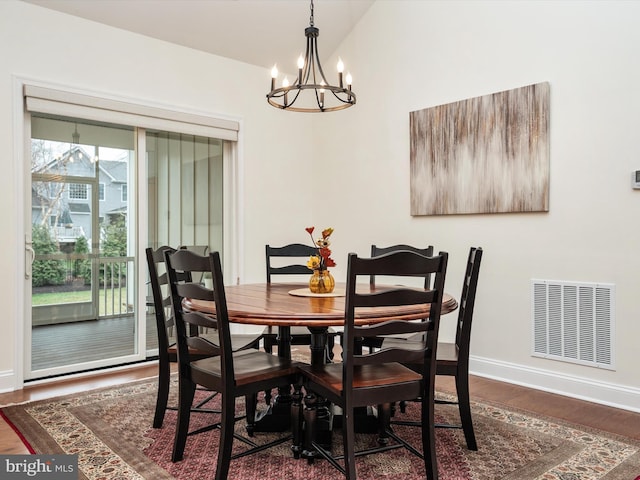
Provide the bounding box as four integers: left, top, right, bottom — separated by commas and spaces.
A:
266, 0, 356, 113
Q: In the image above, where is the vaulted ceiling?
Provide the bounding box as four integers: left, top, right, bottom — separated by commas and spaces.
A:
22, 0, 374, 72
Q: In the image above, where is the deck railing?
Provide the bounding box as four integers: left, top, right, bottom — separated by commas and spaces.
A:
32, 254, 136, 325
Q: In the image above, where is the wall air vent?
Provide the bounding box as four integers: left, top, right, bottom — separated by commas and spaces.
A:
531, 279, 614, 370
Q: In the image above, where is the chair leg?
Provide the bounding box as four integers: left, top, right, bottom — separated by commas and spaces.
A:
153, 357, 171, 428
343, 406, 357, 480
455, 373, 477, 450
245, 393, 258, 437
421, 378, 438, 480
263, 338, 274, 405
302, 391, 317, 464
171, 378, 196, 462
215, 393, 236, 480
377, 403, 391, 446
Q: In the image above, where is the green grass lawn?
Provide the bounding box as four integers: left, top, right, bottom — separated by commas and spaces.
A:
32, 290, 92, 305
32, 288, 133, 316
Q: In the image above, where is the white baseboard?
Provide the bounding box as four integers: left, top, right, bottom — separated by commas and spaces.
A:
470, 355, 640, 413
0, 370, 17, 394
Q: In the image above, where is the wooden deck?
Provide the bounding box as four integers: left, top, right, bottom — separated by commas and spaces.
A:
31, 314, 161, 374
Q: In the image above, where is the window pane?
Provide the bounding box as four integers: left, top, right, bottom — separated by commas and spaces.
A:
69, 183, 88, 200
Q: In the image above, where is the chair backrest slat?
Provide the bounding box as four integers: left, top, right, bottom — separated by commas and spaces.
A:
175, 282, 215, 302
352, 288, 436, 308
370, 244, 434, 289
360, 347, 425, 366
356, 319, 431, 339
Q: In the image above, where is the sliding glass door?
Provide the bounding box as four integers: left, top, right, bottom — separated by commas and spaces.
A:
25, 113, 230, 380
27, 116, 138, 379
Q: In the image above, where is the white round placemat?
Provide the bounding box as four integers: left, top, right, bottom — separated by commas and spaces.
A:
288, 287, 346, 298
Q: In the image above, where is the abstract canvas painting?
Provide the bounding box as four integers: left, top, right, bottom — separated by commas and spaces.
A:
410, 82, 550, 215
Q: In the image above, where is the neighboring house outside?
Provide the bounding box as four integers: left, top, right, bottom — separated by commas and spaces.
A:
31, 146, 129, 251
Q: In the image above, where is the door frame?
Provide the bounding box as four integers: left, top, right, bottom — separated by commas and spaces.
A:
12, 77, 243, 390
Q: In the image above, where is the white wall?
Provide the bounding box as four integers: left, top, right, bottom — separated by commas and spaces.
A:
0, 1, 313, 389
316, 0, 640, 410
2, 0, 639, 411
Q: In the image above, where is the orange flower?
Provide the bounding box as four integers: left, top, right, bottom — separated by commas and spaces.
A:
305, 226, 336, 271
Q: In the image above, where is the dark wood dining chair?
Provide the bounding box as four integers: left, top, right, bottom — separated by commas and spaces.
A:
262, 243, 338, 361
386, 247, 483, 451
299, 250, 448, 480
358, 244, 434, 352
145, 246, 261, 429
165, 249, 303, 479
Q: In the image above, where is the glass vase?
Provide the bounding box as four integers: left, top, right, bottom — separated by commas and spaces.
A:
309, 269, 335, 294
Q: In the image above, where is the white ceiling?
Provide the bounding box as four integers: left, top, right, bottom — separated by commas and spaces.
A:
22, 0, 374, 72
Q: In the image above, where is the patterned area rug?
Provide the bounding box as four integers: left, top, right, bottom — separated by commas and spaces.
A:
2, 377, 639, 480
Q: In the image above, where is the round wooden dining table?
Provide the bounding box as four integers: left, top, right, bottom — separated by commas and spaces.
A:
183, 282, 458, 366
184, 282, 458, 439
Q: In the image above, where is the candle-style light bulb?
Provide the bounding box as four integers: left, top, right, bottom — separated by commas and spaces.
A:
319, 81, 325, 108
336, 57, 345, 89
282, 76, 290, 107
346, 73, 353, 88
270, 64, 278, 90
297, 55, 304, 85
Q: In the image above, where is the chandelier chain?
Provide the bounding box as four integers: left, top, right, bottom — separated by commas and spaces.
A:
309, 0, 314, 27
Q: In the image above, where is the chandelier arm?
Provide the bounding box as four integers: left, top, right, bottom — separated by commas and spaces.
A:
300, 33, 314, 86
310, 36, 330, 87
287, 88, 303, 108
329, 89, 356, 105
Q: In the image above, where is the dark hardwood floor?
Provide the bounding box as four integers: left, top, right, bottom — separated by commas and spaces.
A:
437, 375, 640, 442
2, 362, 639, 455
